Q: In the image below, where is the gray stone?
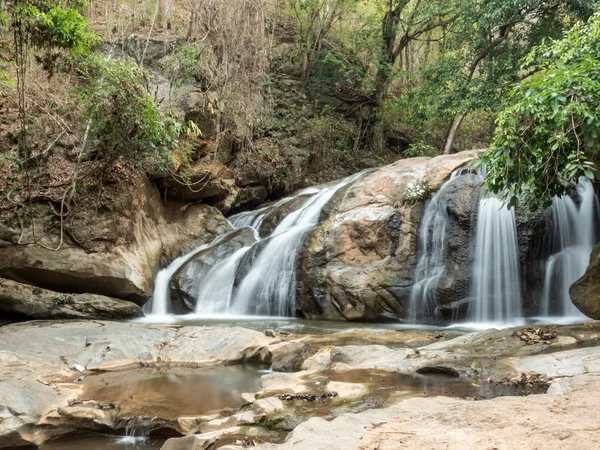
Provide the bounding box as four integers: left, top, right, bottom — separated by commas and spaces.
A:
0, 278, 143, 320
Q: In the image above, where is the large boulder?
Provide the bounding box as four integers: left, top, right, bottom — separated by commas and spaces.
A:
0, 172, 230, 309
298, 151, 480, 321
0, 278, 142, 320
570, 243, 600, 319
428, 173, 481, 316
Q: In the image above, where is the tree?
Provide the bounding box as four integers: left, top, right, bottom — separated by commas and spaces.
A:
480, 13, 600, 212
76, 54, 178, 175
0, 0, 98, 159
288, 0, 357, 84
439, 0, 595, 154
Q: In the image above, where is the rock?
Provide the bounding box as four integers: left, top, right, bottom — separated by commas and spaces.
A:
0, 172, 230, 306
0, 321, 273, 448
252, 380, 600, 450
570, 243, 600, 319
124, 33, 183, 67
232, 186, 269, 212
299, 151, 480, 321
161, 428, 241, 450
258, 192, 316, 237
0, 278, 143, 320
159, 161, 239, 211
170, 227, 258, 311
428, 174, 481, 316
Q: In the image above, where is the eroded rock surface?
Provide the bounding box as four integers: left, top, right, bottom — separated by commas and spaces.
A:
299, 151, 480, 321
0, 321, 272, 448
571, 243, 600, 319
171, 227, 258, 312
0, 278, 142, 320
0, 174, 230, 314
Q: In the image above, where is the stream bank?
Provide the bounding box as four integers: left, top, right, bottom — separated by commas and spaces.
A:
1, 319, 599, 449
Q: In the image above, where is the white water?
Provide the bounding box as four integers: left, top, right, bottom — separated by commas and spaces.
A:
194, 246, 251, 314
408, 178, 452, 322
470, 195, 522, 322
540, 178, 599, 317
228, 207, 269, 229
145, 175, 361, 318
143, 232, 245, 319
229, 173, 364, 316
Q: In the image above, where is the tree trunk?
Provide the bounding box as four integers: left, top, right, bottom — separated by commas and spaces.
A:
443, 110, 467, 155
160, 0, 171, 30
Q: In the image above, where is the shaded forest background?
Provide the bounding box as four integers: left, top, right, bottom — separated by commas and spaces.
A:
0, 0, 598, 246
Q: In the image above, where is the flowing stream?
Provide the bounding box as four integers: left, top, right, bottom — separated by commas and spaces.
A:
408, 171, 466, 322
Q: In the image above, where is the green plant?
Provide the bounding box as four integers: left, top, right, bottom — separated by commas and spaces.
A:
481, 13, 600, 212
403, 176, 428, 203
52, 293, 74, 306
405, 140, 438, 158
76, 54, 178, 174
2, 0, 100, 158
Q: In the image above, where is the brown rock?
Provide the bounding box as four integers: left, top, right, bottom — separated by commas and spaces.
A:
299, 151, 479, 321
570, 243, 600, 319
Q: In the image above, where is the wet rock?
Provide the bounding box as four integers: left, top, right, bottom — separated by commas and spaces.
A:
299, 151, 480, 321
258, 193, 315, 237
0, 321, 273, 448
570, 243, 600, 319
0, 278, 143, 320
161, 428, 241, 450
430, 174, 481, 315
170, 227, 258, 311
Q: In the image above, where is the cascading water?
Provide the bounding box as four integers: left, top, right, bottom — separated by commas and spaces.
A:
470, 194, 522, 323
408, 175, 456, 322
144, 231, 245, 317
540, 178, 600, 317
193, 246, 252, 314
229, 173, 364, 316
146, 174, 362, 318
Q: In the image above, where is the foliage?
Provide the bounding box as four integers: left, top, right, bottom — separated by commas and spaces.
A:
158, 42, 213, 88
405, 140, 437, 158
76, 54, 177, 171
3, 0, 99, 55
389, 0, 594, 153
481, 13, 600, 211
298, 106, 357, 165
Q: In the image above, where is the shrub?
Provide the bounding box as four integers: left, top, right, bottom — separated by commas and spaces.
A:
76, 54, 178, 173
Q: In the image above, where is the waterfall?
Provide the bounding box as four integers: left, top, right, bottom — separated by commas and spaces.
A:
470, 195, 522, 323
540, 178, 600, 317
229, 173, 364, 316
408, 180, 452, 322
144, 232, 244, 317
145, 174, 362, 318
194, 246, 252, 314
228, 207, 269, 229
